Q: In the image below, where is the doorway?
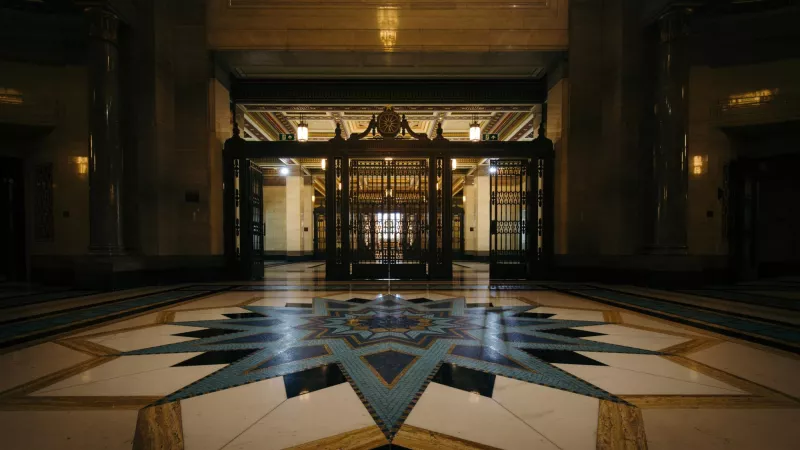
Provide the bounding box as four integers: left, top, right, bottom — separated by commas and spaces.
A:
349, 158, 429, 279
0, 157, 25, 282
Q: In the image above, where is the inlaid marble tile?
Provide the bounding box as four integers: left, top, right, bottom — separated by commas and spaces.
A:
222, 383, 375, 450
644, 409, 800, 450
492, 376, 600, 450
182, 377, 287, 450
87, 324, 200, 352
405, 382, 559, 450
0, 343, 92, 393
0, 410, 138, 450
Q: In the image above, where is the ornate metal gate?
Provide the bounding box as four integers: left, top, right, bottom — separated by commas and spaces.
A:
313, 208, 326, 259
349, 159, 429, 279
237, 160, 264, 280
452, 206, 464, 259
489, 159, 531, 279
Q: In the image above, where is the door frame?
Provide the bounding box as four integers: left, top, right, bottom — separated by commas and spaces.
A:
223, 138, 554, 281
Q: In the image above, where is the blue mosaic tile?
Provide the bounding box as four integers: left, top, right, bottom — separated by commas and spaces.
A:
129, 293, 637, 440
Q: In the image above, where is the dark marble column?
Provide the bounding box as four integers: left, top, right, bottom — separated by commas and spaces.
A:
651, 7, 692, 253
86, 7, 124, 254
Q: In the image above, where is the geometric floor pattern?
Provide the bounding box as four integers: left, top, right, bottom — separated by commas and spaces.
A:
2, 285, 800, 449
125, 294, 657, 437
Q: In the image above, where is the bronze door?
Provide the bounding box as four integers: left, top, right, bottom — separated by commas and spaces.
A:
489, 159, 530, 279
349, 159, 429, 279
240, 160, 264, 280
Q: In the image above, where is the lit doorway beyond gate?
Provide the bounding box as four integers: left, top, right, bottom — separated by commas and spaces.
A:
349, 158, 429, 279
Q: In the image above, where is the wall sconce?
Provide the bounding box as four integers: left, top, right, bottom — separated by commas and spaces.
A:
321, 159, 326, 170
72, 156, 88, 176
452, 159, 457, 170
297, 114, 309, 142
311, 194, 315, 203
691, 155, 708, 176
462, 195, 466, 204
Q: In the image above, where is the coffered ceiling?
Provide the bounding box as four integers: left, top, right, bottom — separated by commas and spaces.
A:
241, 104, 542, 142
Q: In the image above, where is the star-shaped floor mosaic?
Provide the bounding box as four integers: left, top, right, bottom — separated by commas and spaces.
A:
125, 294, 660, 438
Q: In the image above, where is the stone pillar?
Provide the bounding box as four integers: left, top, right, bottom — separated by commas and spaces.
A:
651, 7, 692, 252
86, 8, 124, 254
476, 174, 491, 257
285, 175, 303, 258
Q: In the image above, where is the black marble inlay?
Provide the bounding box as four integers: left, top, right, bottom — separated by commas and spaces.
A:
173, 349, 258, 367
498, 333, 564, 344
347, 298, 372, 304
234, 318, 282, 327
283, 363, 347, 398
285, 303, 313, 308
407, 298, 432, 304
542, 328, 605, 338
252, 345, 330, 371
432, 363, 495, 397
224, 312, 266, 319
371, 444, 412, 450
450, 345, 523, 369
522, 349, 606, 366
173, 328, 240, 339
377, 299, 400, 307
362, 350, 417, 385
467, 302, 494, 308
514, 312, 556, 319
218, 332, 283, 344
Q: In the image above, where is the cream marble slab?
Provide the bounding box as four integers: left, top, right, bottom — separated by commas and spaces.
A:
323, 292, 384, 300
556, 362, 745, 396
577, 352, 746, 392
519, 291, 605, 309
182, 377, 287, 450
586, 334, 691, 351
34, 353, 204, 394
619, 312, 705, 336
394, 292, 454, 300
252, 291, 343, 299
246, 298, 312, 307
0, 343, 92, 393
34, 364, 225, 397
0, 410, 138, 450
528, 307, 605, 321
173, 307, 253, 322
492, 376, 599, 450
168, 293, 256, 311
643, 408, 800, 450
87, 324, 200, 352
222, 383, 375, 450
690, 342, 800, 398
405, 382, 559, 450
69, 312, 161, 337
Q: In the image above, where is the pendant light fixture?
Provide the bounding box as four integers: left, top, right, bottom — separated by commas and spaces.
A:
297, 113, 309, 142
469, 114, 481, 142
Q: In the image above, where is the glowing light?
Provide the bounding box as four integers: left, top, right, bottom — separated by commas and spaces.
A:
311, 194, 315, 203
72, 156, 88, 176
321, 159, 326, 170
297, 120, 309, 142
377, 7, 399, 51
279, 167, 290, 176
691, 155, 707, 176
469, 121, 481, 142
452, 159, 457, 170
462, 195, 466, 204
489, 166, 497, 174
724, 89, 778, 109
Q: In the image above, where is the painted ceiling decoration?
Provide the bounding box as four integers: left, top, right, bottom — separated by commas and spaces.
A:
240, 104, 541, 142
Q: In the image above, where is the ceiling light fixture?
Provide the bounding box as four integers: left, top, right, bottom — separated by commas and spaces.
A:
469, 115, 481, 143
452, 159, 457, 170
297, 114, 309, 143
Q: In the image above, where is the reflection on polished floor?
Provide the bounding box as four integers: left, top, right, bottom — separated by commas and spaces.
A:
1, 276, 800, 449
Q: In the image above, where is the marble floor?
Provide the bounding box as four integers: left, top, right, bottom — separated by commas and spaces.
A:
1, 281, 799, 449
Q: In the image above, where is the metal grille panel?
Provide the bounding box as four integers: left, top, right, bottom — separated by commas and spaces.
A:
490, 159, 529, 279
349, 159, 429, 278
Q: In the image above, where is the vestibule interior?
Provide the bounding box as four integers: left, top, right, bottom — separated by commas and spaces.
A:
251, 158, 326, 263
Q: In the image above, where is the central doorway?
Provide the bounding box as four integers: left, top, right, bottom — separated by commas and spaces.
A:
349, 158, 429, 279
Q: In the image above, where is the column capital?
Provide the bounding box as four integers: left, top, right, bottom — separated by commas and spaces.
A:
85, 7, 119, 44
